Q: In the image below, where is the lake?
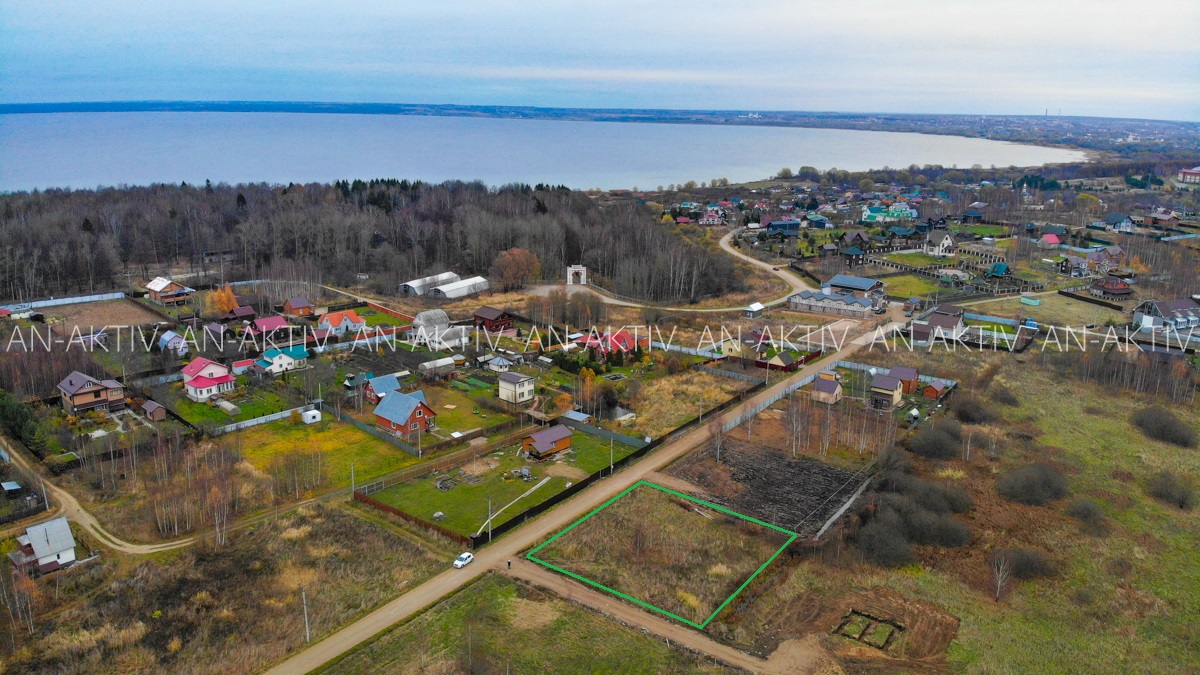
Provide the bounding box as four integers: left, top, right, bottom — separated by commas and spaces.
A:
0, 112, 1086, 191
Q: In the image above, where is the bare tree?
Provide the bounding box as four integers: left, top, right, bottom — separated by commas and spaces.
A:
782, 394, 804, 459
708, 418, 725, 463
990, 554, 1013, 601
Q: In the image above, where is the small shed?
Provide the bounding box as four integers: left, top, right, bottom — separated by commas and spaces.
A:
744, 302, 765, 319
922, 381, 947, 400
811, 378, 843, 405
301, 410, 321, 425
141, 400, 167, 422
2, 481, 22, 498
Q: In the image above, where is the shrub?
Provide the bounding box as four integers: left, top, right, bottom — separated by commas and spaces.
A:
858, 520, 913, 567
1064, 498, 1107, 534
997, 463, 1068, 506
880, 494, 972, 547
990, 387, 1019, 407
953, 393, 996, 424
1131, 407, 1197, 448
908, 426, 960, 460
1146, 471, 1195, 510
994, 548, 1056, 579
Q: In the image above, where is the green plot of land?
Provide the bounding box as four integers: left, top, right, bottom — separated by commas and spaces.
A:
882, 274, 942, 298
881, 252, 946, 267
371, 453, 568, 537
322, 576, 734, 675
167, 386, 300, 425
960, 225, 1009, 237
424, 387, 512, 434
235, 419, 422, 488
560, 432, 640, 474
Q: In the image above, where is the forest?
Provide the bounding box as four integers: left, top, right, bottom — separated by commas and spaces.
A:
0, 181, 745, 304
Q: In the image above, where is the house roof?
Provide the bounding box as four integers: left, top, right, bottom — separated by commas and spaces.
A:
925, 380, 947, 392
889, 366, 918, 381
813, 378, 841, 394
842, 246, 864, 255
792, 290, 872, 307
871, 374, 902, 392
263, 345, 309, 361
527, 424, 572, 455
932, 304, 964, 316
927, 313, 965, 331
771, 352, 796, 366
746, 302, 766, 312
285, 296, 312, 309
225, 305, 255, 318
499, 371, 533, 384
367, 373, 404, 395
251, 316, 290, 333
473, 306, 508, 321
181, 357, 223, 378
826, 274, 880, 291
186, 374, 236, 389
374, 390, 430, 426
490, 356, 514, 367
1041, 234, 1061, 244
322, 310, 363, 327
142, 400, 163, 413
57, 371, 101, 396
147, 276, 192, 293
159, 330, 184, 345
22, 517, 75, 559
559, 410, 592, 423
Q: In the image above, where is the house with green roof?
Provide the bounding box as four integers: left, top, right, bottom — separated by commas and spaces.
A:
256, 345, 309, 375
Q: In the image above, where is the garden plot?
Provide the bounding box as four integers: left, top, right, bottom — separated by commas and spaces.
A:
529, 481, 794, 628
44, 299, 165, 332
666, 439, 864, 537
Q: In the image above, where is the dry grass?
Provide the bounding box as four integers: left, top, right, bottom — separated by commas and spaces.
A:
4, 504, 444, 675
43, 299, 164, 331
625, 370, 750, 438
963, 293, 1128, 327
536, 484, 790, 624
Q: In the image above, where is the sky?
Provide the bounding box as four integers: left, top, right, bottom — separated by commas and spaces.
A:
1, 0, 1198, 121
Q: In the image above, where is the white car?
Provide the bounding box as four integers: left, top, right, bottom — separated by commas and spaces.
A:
452, 552, 474, 569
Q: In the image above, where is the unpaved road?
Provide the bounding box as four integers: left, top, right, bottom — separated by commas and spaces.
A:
525, 230, 813, 313
264, 326, 868, 674
505, 558, 831, 674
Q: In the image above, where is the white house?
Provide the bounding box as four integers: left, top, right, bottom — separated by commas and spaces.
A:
744, 302, 765, 319
9, 517, 76, 574
180, 357, 236, 402
487, 356, 515, 373
158, 330, 189, 357
498, 371, 534, 404
256, 346, 309, 375
318, 309, 367, 336
923, 231, 956, 258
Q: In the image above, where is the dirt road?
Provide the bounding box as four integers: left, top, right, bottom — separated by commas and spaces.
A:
505, 559, 830, 674
263, 328, 868, 674
524, 230, 813, 313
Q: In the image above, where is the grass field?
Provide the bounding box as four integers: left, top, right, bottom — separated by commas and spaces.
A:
370, 431, 638, 537
959, 225, 1009, 237
881, 274, 942, 298
533, 482, 792, 626
836, 349, 1200, 672
323, 575, 735, 674
6, 504, 444, 675
965, 293, 1128, 327
234, 418, 423, 488
167, 385, 300, 425
623, 370, 750, 439
881, 252, 946, 268
424, 386, 512, 435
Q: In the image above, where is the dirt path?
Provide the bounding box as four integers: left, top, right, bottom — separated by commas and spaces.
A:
263, 330, 869, 674
525, 230, 813, 313
505, 559, 829, 674
644, 471, 710, 496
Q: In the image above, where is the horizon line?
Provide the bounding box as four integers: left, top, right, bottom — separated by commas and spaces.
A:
1, 100, 1195, 126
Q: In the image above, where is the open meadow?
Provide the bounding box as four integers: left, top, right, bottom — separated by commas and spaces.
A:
964, 292, 1129, 327
622, 370, 752, 439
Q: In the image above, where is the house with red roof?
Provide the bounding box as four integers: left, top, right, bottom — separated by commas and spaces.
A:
181, 357, 236, 402
247, 315, 291, 338
318, 310, 366, 336
1038, 233, 1061, 249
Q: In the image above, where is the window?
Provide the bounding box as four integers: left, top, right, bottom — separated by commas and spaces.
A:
94, 391, 102, 399
416, 410, 422, 417
411, 423, 419, 430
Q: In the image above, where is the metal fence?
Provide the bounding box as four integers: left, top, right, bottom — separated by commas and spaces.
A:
209, 401, 321, 436
3, 291, 126, 312
720, 373, 818, 433
648, 340, 720, 358
129, 372, 183, 387
554, 417, 649, 448
693, 364, 766, 384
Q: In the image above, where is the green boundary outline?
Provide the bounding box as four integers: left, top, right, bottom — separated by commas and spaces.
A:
526, 479, 798, 629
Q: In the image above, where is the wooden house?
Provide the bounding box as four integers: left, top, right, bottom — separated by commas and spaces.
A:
282, 297, 314, 317
146, 277, 194, 306
56, 371, 125, 414
523, 425, 573, 460
374, 390, 436, 436
810, 378, 842, 405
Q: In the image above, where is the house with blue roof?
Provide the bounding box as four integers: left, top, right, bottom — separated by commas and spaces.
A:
374, 390, 436, 435
824, 274, 884, 296
364, 372, 406, 403
767, 220, 802, 237
256, 345, 309, 375
158, 330, 189, 357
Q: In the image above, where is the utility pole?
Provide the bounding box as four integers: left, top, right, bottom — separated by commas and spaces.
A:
609, 437, 613, 475
301, 588, 311, 643
488, 498, 493, 542
350, 462, 355, 498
